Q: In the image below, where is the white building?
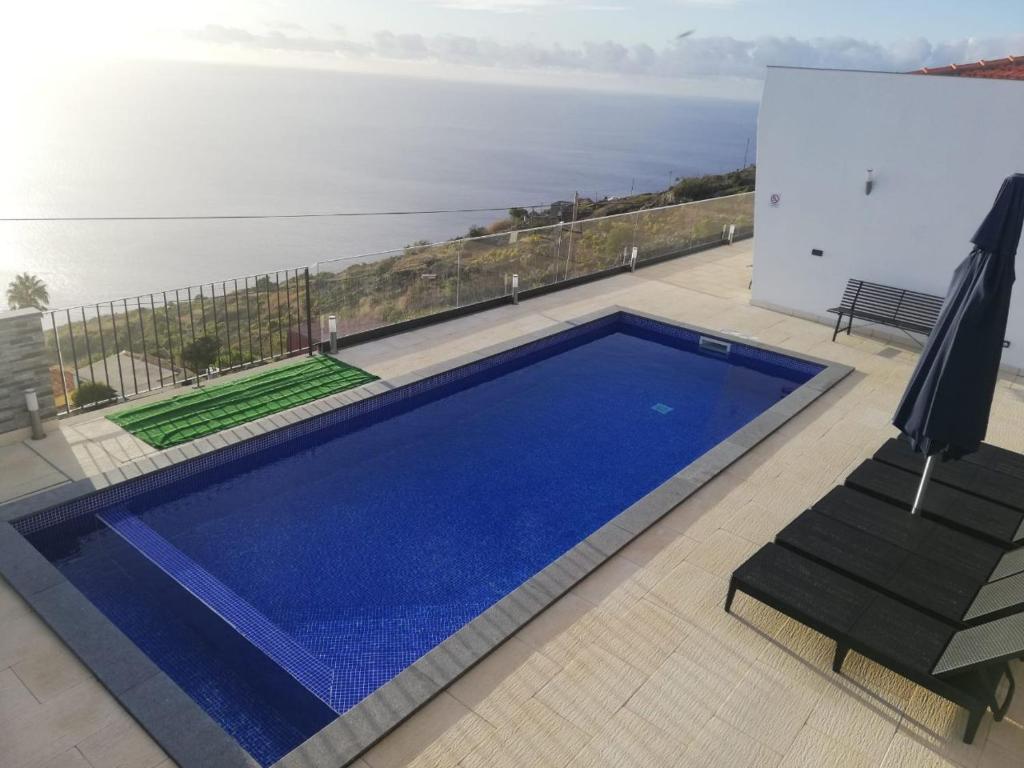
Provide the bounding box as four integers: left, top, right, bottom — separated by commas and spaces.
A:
751, 65, 1024, 371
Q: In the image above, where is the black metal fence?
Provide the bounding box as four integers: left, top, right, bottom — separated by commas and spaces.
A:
47, 268, 314, 414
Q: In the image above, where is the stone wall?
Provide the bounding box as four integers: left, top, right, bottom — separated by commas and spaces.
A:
0, 308, 56, 434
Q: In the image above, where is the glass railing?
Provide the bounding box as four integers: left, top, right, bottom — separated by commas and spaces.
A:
314, 192, 753, 337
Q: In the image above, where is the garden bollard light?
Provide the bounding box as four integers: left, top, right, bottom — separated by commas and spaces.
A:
329, 315, 338, 354
512, 274, 520, 305
25, 389, 45, 440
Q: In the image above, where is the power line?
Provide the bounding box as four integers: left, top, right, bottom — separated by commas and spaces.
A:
0, 203, 561, 223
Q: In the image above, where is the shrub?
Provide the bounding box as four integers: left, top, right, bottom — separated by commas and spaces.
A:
181, 336, 222, 386
72, 381, 118, 409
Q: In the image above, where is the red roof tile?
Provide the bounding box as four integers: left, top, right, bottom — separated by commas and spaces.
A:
914, 55, 1024, 80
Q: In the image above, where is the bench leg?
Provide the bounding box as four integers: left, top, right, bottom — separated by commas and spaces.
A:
831, 313, 844, 342
963, 707, 984, 744
846, 313, 854, 336
725, 578, 738, 614
832, 643, 849, 673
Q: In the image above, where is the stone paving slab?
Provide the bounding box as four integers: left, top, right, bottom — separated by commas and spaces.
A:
0, 443, 70, 504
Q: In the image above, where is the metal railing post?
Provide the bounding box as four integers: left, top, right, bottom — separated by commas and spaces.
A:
109, 302, 126, 400
150, 295, 164, 388
284, 270, 294, 353
49, 313, 70, 415
275, 271, 284, 356
66, 309, 80, 400
123, 299, 140, 395
95, 304, 110, 394
136, 297, 152, 393
162, 292, 177, 385
456, 240, 463, 308
304, 267, 314, 356
80, 307, 96, 384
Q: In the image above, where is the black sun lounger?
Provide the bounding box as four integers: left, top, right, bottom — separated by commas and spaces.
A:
965, 441, 1024, 483
846, 460, 1024, 548
777, 510, 1024, 626
812, 486, 1024, 582
727, 543, 1016, 743
875, 438, 1024, 513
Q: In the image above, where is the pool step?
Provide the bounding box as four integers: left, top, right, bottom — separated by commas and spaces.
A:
97, 506, 338, 718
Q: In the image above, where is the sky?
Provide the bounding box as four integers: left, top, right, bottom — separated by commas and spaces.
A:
4, 1, 1024, 99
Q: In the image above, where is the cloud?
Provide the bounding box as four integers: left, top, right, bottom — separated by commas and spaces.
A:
409, 0, 626, 11
188, 25, 369, 56
266, 20, 306, 32
186, 25, 1024, 82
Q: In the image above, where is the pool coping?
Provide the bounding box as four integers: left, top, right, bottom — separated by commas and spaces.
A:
0, 307, 852, 768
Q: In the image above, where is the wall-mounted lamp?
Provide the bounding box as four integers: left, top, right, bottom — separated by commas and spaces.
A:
865, 168, 874, 196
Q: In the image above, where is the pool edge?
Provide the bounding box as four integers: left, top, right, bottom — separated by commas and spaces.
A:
0, 307, 853, 768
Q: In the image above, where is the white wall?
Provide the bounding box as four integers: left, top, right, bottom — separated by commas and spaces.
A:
752, 66, 1024, 371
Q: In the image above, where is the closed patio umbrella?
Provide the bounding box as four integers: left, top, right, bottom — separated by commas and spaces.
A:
893, 173, 1024, 513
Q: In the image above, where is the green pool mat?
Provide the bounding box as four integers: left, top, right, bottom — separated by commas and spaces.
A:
108, 356, 378, 450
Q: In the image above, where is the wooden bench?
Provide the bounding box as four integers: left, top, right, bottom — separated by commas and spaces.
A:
828, 279, 944, 343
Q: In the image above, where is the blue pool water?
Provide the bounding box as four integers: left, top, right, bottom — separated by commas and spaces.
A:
24, 316, 820, 765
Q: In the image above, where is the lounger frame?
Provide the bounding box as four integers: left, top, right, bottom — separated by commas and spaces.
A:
726, 569, 1015, 743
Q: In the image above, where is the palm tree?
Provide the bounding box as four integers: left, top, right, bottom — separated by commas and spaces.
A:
6, 273, 49, 311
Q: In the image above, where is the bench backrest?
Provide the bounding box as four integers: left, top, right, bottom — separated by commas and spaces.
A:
838, 279, 945, 328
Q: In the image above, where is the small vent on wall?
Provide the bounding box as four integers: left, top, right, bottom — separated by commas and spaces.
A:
699, 336, 731, 355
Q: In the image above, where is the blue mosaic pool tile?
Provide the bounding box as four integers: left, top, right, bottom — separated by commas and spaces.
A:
99, 506, 335, 709
96, 503, 485, 716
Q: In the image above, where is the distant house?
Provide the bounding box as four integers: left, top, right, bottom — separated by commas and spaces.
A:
915, 54, 1024, 80
73, 350, 181, 396
49, 366, 75, 409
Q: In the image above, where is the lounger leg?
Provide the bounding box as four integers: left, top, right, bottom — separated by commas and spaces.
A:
724, 579, 737, 614
832, 644, 849, 673
993, 665, 1015, 721
832, 314, 843, 342
963, 707, 984, 744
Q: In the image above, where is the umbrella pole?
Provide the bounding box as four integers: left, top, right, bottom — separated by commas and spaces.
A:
911, 455, 935, 515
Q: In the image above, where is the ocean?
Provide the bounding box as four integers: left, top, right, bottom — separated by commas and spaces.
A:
1, 60, 757, 309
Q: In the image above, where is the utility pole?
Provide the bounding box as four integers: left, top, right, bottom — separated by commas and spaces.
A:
742, 137, 751, 169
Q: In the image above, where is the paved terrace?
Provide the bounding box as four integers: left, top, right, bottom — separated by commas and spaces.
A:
2, 238, 1023, 768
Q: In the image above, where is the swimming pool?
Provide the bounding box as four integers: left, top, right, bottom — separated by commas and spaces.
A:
7, 310, 845, 767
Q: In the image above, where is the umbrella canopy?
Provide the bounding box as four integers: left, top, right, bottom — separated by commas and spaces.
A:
894, 173, 1024, 461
